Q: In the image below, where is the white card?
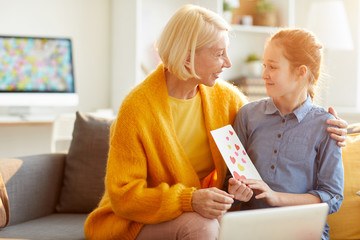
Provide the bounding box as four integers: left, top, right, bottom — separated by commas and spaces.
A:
210, 124, 262, 180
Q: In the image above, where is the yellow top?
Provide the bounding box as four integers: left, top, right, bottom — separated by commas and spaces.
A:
169, 93, 214, 180
84, 63, 248, 240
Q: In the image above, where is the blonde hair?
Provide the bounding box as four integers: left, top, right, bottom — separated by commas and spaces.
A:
157, 5, 230, 80
267, 28, 323, 100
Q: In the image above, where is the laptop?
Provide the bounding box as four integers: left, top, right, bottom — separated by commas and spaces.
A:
218, 203, 329, 240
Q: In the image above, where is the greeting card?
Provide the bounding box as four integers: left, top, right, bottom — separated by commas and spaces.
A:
210, 125, 262, 180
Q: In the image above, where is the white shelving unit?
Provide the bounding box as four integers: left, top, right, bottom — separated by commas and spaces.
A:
110, 0, 360, 113
110, 0, 222, 112
222, 0, 295, 81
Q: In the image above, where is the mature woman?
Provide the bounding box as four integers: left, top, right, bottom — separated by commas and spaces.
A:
84, 5, 347, 240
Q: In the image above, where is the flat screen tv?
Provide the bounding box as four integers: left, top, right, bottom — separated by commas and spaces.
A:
0, 35, 78, 114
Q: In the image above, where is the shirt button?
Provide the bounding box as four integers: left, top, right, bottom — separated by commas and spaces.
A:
274, 150, 277, 154
271, 165, 275, 170
282, 119, 285, 123
336, 195, 340, 199
277, 134, 281, 138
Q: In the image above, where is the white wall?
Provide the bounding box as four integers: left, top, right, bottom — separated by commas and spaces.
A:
110, 0, 221, 112
0, 0, 111, 112
294, 0, 360, 112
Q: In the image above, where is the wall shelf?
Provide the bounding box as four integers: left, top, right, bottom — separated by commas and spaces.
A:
231, 24, 279, 34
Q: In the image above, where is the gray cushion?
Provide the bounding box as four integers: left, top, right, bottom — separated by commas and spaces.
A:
0, 213, 87, 240
348, 123, 360, 134
0, 154, 65, 226
56, 112, 112, 213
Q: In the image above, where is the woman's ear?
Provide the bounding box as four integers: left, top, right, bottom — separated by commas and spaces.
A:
184, 55, 191, 68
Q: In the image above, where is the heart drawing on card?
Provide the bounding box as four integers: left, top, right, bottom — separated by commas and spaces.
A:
229, 130, 234, 135
233, 171, 246, 180
230, 156, 236, 164
235, 144, 240, 151
237, 163, 245, 171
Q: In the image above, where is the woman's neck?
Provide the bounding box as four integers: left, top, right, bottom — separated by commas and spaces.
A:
165, 71, 199, 100
273, 90, 308, 116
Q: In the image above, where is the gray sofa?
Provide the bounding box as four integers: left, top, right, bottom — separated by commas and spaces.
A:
0, 112, 113, 240
0, 112, 359, 240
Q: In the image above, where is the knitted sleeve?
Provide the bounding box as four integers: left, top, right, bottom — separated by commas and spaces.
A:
105, 96, 198, 224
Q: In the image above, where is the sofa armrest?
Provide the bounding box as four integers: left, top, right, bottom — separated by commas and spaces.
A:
0, 153, 66, 225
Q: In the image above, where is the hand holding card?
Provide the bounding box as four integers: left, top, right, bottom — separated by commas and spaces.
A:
211, 125, 262, 180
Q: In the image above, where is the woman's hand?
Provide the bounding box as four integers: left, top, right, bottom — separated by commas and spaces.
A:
327, 107, 348, 147
241, 179, 279, 206
192, 187, 234, 219
228, 178, 253, 202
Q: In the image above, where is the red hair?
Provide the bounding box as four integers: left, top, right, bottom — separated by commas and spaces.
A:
267, 28, 323, 100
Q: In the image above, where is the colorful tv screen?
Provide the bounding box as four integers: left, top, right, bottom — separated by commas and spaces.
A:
0, 36, 75, 93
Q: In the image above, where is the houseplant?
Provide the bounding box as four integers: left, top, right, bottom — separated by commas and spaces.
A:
254, 0, 277, 26
245, 53, 262, 77
223, 0, 240, 24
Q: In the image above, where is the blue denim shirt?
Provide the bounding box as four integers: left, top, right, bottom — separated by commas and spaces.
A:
233, 96, 344, 240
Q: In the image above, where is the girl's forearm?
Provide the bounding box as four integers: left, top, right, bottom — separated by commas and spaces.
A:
275, 192, 321, 207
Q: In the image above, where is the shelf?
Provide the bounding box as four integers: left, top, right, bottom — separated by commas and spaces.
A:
231, 24, 280, 34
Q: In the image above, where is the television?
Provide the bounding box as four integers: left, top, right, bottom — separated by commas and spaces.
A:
0, 35, 78, 117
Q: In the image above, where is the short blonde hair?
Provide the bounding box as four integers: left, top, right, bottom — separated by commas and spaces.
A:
157, 5, 231, 80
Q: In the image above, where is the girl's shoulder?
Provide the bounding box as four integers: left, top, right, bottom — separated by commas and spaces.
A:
309, 105, 336, 121
239, 97, 270, 112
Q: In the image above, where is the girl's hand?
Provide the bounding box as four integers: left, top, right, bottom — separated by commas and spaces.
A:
242, 179, 279, 206
192, 187, 234, 219
327, 107, 348, 147
228, 178, 253, 202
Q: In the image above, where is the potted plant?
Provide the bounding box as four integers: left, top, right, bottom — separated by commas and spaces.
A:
254, 0, 277, 27
245, 53, 262, 77
223, 0, 240, 24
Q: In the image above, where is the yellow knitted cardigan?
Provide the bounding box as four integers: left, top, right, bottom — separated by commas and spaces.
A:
84, 64, 247, 240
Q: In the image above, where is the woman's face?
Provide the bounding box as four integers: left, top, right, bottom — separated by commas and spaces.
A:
193, 32, 231, 87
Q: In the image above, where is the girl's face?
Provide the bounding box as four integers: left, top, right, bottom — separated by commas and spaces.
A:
192, 32, 232, 87
262, 41, 300, 99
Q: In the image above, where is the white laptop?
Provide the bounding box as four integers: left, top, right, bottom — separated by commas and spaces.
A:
218, 203, 329, 240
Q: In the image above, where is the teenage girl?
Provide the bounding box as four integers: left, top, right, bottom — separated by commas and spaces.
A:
229, 28, 344, 240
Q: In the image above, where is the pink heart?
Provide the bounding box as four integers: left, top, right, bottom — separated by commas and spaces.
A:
241, 158, 246, 164
233, 171, 246, 180
242, 150, 246, 155
230, 156, 236, 164
233, 171, 241, 180
226, 136, 229, 141
235, 152, 239, 156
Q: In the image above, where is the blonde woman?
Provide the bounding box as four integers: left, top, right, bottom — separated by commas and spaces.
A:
84, 6, 347, 240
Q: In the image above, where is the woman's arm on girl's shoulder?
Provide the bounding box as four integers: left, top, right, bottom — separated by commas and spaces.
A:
327, 107, 348, 147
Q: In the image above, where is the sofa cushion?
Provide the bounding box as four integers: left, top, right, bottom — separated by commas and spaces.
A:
0, 213, 87, 240
56, 112, 113, 213
348, 123, 360, 134
0, 173, 10, 228
328, 132, 360, 239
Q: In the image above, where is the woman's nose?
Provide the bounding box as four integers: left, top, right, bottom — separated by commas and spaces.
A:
223, 55, 232, 69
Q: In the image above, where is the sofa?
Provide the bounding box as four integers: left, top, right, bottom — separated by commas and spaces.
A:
0, 112, 113, 240
0, 112, 359, 240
